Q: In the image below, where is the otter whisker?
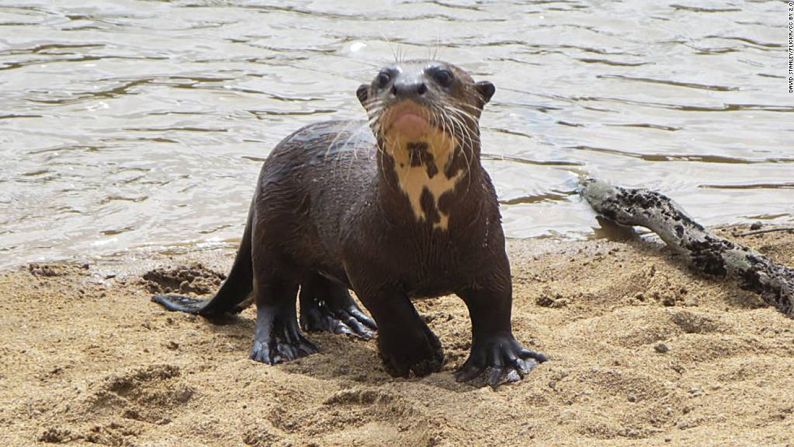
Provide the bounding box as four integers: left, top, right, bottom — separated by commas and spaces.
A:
449, 99, 482, 116
441, 104, 474, 155
433, 104, 458, 177
440, 105, 479, 194
324, 97, 383, 165
343, 124, 370, 180
445, 101, 479, 125
447, 109, 476, 193
445, 104, 479, 151
433, 104, 465, 172
325, 118, 366, 164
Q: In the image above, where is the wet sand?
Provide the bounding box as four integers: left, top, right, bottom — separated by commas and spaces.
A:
1, 226, 792, 446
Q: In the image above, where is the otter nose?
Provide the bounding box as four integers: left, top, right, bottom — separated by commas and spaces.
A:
391, 80, 428, 98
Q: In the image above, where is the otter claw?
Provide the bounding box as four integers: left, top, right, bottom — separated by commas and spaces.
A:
454, 337, 547, 388
301, 304, 377, 340
250, 326, 318, 365
346, 306, 378, 330
454, 357, 541, 388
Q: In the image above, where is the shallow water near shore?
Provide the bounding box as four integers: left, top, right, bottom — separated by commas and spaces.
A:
1, 0, 792, 269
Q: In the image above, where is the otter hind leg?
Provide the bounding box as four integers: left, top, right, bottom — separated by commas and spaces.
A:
250, 252, 318, 365
299, 274, 377, 339
250, 277, 319, 364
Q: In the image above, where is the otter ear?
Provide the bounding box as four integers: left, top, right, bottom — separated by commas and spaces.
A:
475, 81, 495, 104
356, 84, 369, 105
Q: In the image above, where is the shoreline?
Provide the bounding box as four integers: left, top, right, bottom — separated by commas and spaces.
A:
2, 225, 792, 446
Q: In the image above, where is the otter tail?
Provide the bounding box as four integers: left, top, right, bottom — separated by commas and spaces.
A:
152, 205, 254, 317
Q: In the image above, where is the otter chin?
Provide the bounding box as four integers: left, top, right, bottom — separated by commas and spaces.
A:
152, 59, 547, 389
385, 101, 433, 140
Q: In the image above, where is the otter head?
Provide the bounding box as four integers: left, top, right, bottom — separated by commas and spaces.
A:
356, 61, 495, 230
356, 60, 495, 155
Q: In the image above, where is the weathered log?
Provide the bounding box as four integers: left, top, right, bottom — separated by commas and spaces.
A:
579, 178, 793, 317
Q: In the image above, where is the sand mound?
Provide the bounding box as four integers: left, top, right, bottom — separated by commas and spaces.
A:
140, 263, 226, 296
1, 226, 792, 446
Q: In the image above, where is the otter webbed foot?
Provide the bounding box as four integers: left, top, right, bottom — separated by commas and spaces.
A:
250, 305, 319, 364
300, 299, 377, 340
454, 335, 547, 388
299, 276, 377, 339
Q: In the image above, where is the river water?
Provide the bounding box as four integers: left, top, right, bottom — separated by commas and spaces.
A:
1, 0, 792, 269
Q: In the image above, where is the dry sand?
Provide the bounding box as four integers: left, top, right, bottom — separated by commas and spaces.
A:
1, 226, 792, 446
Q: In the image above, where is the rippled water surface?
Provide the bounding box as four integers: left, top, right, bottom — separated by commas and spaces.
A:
1, 0, 792, 268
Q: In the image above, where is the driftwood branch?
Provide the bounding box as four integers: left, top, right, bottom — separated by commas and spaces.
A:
580, 178, 793, 317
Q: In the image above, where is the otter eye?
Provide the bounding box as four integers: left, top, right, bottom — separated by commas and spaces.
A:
375, 71, 391, 89
432, 69, 454, 87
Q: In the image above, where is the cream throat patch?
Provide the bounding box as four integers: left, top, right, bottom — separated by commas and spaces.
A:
382, 128, 462, 230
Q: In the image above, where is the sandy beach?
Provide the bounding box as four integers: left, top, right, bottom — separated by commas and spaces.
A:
1, 225, 792, 447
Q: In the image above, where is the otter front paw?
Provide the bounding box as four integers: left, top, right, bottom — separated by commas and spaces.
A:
454, 335, 546, 388
378, 325, 444, 378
